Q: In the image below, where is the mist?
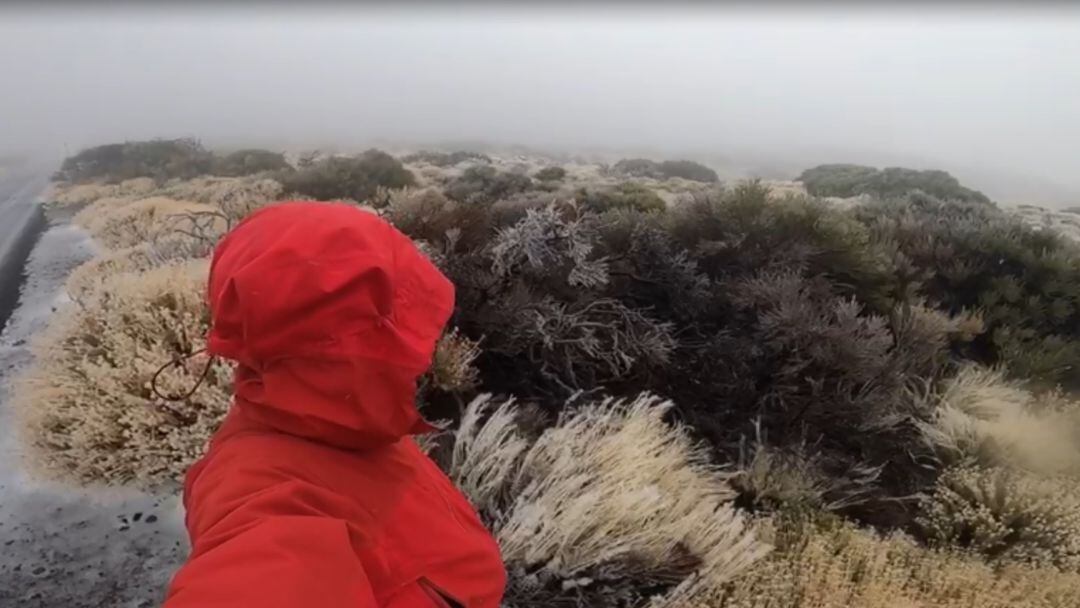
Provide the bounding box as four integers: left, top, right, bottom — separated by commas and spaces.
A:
2, 4, 1079, 205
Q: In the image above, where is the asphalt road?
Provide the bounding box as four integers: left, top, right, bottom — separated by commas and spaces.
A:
0, 170, 188, 608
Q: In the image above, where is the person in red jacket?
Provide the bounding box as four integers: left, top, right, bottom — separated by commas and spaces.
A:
164, 202, 506, 607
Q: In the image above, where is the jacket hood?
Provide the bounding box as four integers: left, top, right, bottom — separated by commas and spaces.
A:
206, 201, 454, 449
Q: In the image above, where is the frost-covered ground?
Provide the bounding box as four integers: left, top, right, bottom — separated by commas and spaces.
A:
1006, 203, 1080, 244
0, 205, 187, 606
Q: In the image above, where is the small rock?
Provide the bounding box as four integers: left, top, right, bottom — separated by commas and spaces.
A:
133, 512, 142, 522
146, 514, 158, 523
32, 566, 45, 575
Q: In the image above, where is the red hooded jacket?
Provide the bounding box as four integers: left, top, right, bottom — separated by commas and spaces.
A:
164, 202, 506, 608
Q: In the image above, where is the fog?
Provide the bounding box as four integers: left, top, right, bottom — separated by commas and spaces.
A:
2, 4, 1079, 205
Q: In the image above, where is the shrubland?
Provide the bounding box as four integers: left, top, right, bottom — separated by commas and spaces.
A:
800, 163, 990, 203
54, 139, 215, 184
16, 141, 1080, 605
402, 149, 492, 167
278, 149, 415, 202
613, 158, 719, 183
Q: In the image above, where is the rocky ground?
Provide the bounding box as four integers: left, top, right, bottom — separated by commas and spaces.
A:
0, 210, 188, 607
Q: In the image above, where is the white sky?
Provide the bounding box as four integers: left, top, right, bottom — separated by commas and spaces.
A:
2, 5, 1079, 203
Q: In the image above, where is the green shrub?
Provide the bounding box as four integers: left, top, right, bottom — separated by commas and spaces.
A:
578, 183, 666, 213
856, 193, 1080, 386
445, 165, 534, 204
533, 166, 567, 181
612, 158, 664, 179
211, 148, 291, 177
278, 149, 415, 202
55, 139, 214, 184
658, 159, 719, 183
800, 163, 990, 203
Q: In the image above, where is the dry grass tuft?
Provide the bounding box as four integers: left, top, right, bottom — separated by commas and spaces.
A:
450, 393, 769, 607
709, 515, 1080, 608
732, 432, 882, 514
13, 259, 231, 487
920, 366, 1080, 475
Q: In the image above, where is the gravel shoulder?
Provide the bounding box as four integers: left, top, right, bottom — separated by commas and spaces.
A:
0, 198, 189, 607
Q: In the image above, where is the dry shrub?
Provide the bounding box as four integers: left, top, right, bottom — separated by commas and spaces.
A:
918, 465, 1080, 570
426, 329, 481, 394
710, 515, 1080, 608
449, 393, 768, 607
386, 188, 494, 252
732, 430, 882, 514
65, 237, 213, 305
920, 366, 1080, 475
48, 177, 158, 208
157, 175, 284, 223
13, 259, 230, 487
75, 196, 220, 250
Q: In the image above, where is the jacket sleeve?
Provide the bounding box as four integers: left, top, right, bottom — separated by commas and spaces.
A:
162, 454, 380, 608
164, 514, 378, 608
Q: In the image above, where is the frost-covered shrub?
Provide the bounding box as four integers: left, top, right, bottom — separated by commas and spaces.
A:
74, 196, 221, 250
445, 165, 535, 204
919, 466, 1080, 570
13, 260, 231, 487
66, 237, 214, 305
159, 175, 284, 222
449, 394, 768, 607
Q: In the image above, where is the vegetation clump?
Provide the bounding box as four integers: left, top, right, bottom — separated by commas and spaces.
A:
800, 163, 990, 203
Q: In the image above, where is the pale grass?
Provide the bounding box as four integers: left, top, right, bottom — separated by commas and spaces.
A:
708, 516, 1080, 608
920, 366, 1080, 475
13, 259, 231, 487
451, 393, 769, 605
